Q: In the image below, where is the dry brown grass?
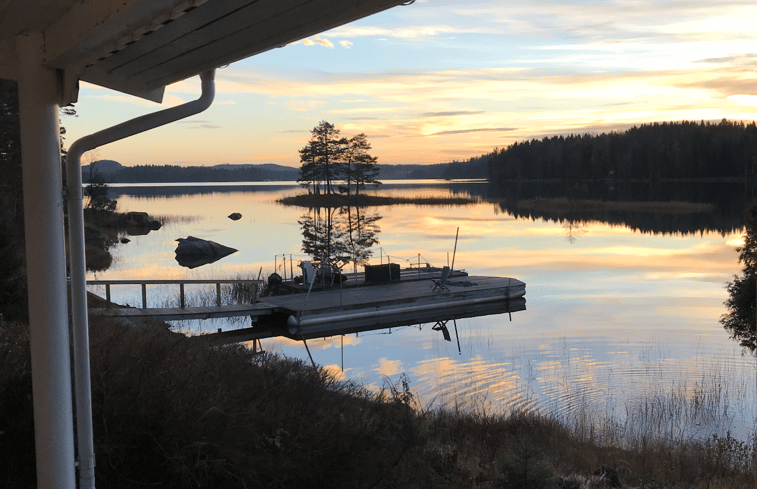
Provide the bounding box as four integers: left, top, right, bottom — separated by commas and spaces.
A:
1, 319, 754, 488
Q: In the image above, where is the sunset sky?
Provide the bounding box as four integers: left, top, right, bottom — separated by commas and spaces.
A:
63, 0, 757, 168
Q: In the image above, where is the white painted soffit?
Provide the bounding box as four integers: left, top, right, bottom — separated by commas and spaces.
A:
1, 0, 407, 104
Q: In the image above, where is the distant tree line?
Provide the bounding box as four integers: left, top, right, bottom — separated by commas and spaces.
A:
487, 120, 757, 182
298, 121, 380, 196
85, 164, 296, 183
376, 159, 488, 180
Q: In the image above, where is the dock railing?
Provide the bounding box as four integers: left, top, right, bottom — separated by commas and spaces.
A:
87, 279, 264, 309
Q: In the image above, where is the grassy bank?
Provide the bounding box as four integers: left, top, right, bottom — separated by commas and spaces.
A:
1, 319, 754, 488
278, 193, 480, 208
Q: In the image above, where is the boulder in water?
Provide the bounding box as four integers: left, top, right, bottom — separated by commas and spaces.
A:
174, 236, 238, 269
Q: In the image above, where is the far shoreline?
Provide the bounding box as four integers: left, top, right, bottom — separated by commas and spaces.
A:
277, 193, 481, 207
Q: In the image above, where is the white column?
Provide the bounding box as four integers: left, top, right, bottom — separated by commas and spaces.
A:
16, 32, 77, 489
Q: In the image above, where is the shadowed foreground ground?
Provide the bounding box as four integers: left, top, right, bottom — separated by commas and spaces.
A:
0, 318, 753, 488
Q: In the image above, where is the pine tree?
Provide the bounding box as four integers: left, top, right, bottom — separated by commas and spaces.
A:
298, 121, 346, 196
343, 133, 380, 196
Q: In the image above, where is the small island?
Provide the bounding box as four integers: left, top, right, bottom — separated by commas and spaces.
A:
280, 121, 480, 208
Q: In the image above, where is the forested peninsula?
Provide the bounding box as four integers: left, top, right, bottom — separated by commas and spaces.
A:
486, 119, 757, 182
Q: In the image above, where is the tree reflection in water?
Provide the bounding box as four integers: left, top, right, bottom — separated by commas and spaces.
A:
721, 197, 757, 352
298, 205, 381, 275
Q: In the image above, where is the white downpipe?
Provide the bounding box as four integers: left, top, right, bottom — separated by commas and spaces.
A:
66, 70, 215, 489
17, 33, 78, 489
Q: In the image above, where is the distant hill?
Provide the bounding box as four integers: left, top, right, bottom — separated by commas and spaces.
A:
82, 159, 123, 177
81, 160, 487, 183
82, 161, 300, 183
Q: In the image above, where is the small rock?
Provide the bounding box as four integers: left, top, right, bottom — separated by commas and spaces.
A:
120, 238, 130, 244
228, 212, 242, 221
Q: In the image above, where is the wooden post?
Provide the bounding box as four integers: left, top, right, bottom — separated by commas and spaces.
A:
105, 284, 111, 307
180, 283, 185, 308
216, 283, 222, 306
141, 283, 147, 308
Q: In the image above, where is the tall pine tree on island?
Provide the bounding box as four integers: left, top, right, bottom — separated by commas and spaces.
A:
298, 122, 380, 197
298, 121, 346, 195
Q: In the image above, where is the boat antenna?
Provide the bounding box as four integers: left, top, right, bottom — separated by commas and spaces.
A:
450, 227, 459, 273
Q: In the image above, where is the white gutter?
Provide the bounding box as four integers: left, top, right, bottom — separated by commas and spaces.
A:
65, 70, 215, 489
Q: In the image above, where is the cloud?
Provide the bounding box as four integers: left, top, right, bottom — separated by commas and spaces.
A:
329, 25, 466, 39
306, 37, 334, 48
339, 40, 353, 49
428, 127, 517, 136
189, 124, 222, 129
420, 110, 486, 117
287, 100, 325, 112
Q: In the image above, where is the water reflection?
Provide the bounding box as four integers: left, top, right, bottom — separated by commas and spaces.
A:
85, 180, 756, 442
562, 219, 587, 244
488, 180, 751, 236
298, 205, 381, 274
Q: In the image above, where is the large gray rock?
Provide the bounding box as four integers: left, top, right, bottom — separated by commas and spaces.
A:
174, 236, 238, 269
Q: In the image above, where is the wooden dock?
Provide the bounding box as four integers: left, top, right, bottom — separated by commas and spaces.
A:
89, 270, 526, 344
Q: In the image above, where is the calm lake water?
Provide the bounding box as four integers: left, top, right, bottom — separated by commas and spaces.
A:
88, 180, 757, 442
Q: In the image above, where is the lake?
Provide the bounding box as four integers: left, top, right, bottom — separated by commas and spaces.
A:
88, 179, 757, 443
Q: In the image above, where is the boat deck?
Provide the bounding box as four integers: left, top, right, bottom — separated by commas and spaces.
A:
90, 270, 526, 343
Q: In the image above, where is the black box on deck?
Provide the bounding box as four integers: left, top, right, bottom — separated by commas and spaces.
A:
364, 263, 400, 283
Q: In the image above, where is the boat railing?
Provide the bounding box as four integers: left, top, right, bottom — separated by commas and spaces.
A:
86, 279, 264, 309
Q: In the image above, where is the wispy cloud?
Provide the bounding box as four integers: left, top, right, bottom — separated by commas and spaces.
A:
420, 111, 486, 118
428, 127, 516, 136
303, 37, 334, 48
339, 40, 353, 49
189, 124, 223, 129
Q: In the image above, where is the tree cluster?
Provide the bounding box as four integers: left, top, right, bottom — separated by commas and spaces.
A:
84, 167, 118, 212
487, 120, 757, 182
721, 196, 757, 353
298, 121, 380, 196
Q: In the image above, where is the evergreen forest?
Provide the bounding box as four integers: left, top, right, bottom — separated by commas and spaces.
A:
486, 119, 757, 182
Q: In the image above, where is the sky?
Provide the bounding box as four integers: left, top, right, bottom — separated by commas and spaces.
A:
62, 0, 757, 168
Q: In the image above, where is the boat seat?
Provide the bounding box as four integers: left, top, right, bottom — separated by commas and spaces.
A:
300, 261, 317, 288
432, 266, 451, 291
